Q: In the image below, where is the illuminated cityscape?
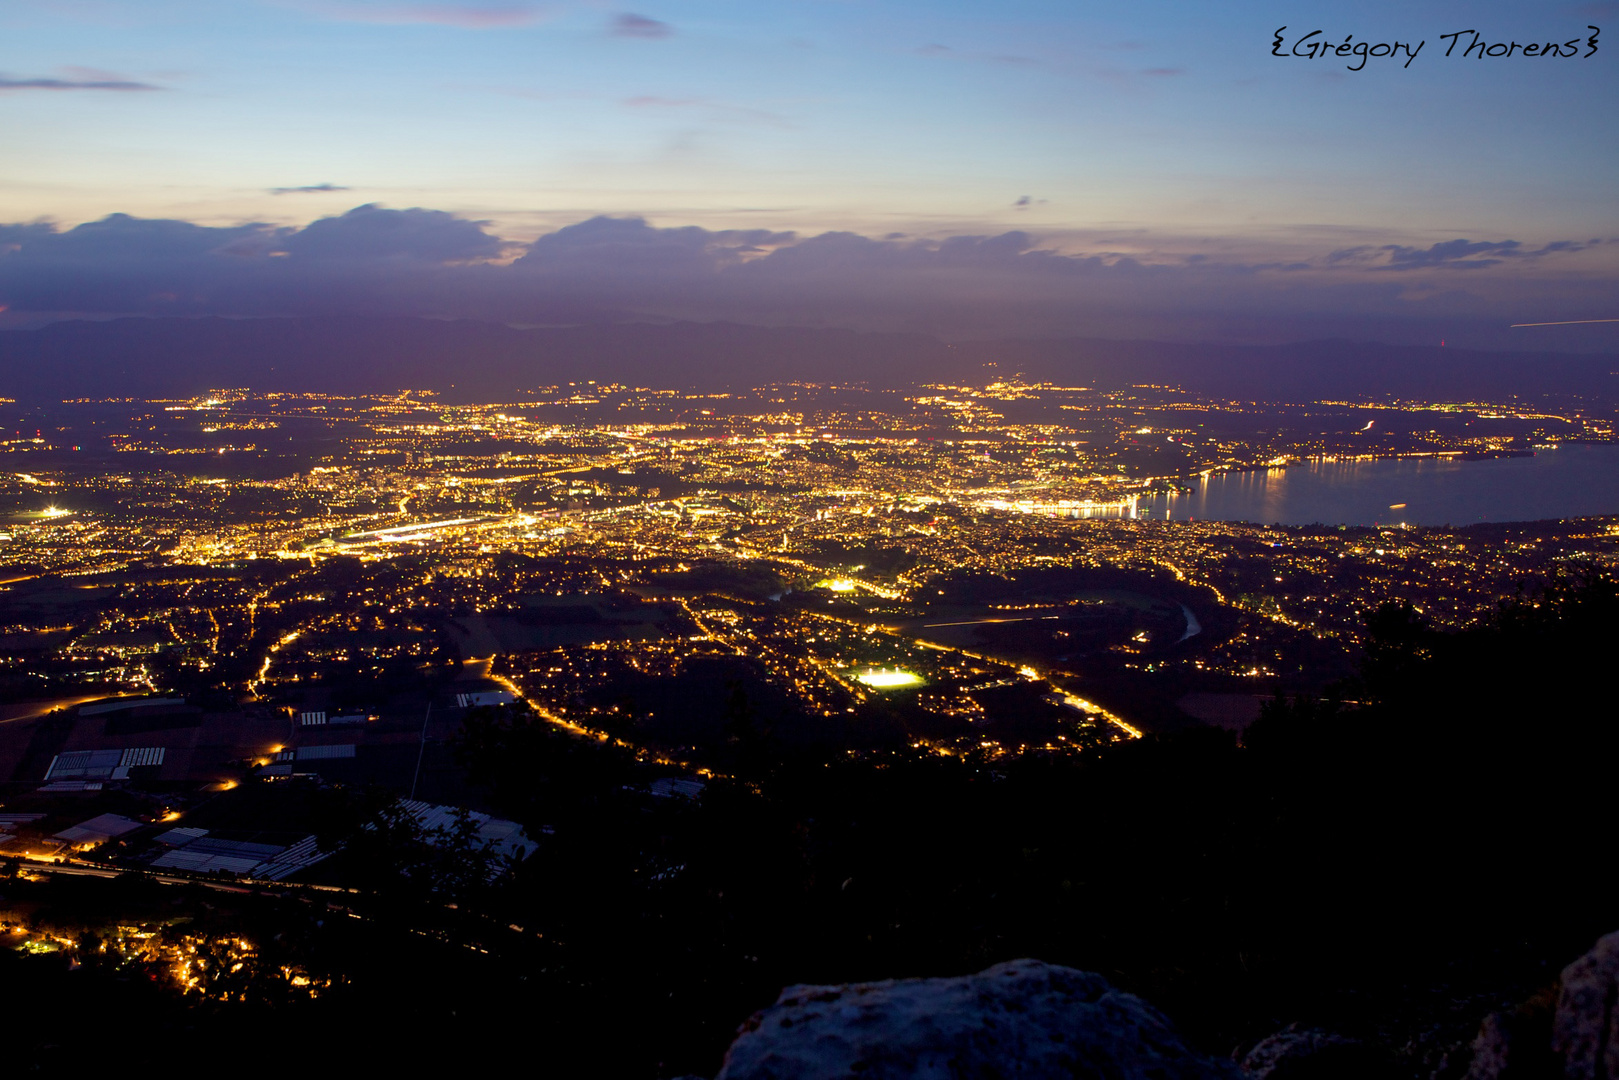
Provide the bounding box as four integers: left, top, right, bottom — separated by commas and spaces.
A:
0, 295, 1612, 1075
3, 379, 1613, 773
3, 0, 1617, 1072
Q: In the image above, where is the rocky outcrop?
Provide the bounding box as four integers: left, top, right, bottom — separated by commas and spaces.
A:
713, 958, 1240, 1080
1436, 930, 1618, 1080
1449, 998, 1557, 1080
1553, 930, 1619, 1080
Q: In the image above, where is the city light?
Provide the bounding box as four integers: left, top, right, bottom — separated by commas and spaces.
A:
0, 381, 1611, 783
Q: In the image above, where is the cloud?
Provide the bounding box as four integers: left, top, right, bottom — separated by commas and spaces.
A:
0, 206, 1613, 348
280, 203, 506, 261
1382, 239, 1526, 270
514, 215, 793, 280
0, 72, 162, 92
1327, 238, 1595, 271
269, 183, 352, 195
611, 13, 672, 39
292, 2, 551, 27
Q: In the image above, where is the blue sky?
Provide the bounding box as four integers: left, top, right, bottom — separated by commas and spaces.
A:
1, 0, 1615, 344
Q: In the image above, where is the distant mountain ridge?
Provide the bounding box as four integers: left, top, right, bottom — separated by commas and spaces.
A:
0, 316, 1613, 403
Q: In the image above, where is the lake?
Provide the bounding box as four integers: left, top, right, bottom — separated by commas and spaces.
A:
1136, 443, 1619, 527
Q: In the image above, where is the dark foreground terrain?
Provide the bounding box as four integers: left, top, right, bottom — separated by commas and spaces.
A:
2, 571, 1615, 1077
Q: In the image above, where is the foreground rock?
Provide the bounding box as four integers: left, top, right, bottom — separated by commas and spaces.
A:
714, 959, 1240, 1080
1456, 1004, 1556, 1080
1440, 929, 1618, 1080
1553, 930, 1619, 1080
1240, 1024, 1393, 1079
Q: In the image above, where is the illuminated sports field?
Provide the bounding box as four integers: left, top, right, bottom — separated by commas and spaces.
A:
854, 669, 924, 689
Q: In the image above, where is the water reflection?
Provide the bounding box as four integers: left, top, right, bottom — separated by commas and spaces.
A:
1138, 445, 1619, 527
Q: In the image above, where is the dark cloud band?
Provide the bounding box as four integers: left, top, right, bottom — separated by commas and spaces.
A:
0, 75, 162, 92
0, 205, 1611, 349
